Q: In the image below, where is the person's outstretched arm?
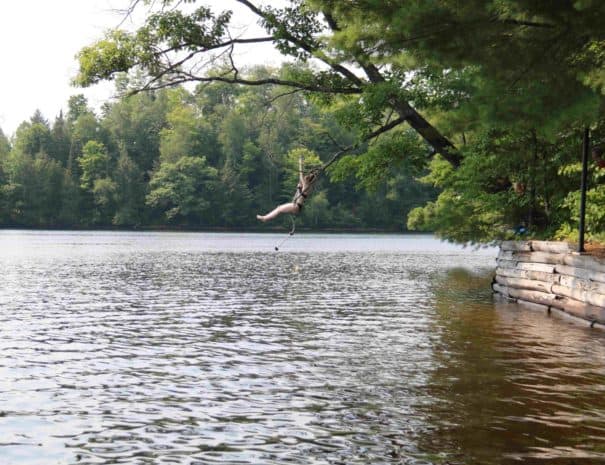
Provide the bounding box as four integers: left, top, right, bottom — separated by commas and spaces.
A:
299, 156, 304, 185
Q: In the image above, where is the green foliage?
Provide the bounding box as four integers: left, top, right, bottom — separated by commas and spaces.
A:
101, 80, 168, 175
330, 129, 429, 191
13, 118, 51, 157
67, 95, 91, 124
301, 190, 330, 227
161, 101, 213, 163
556, 159, 605, 241
3, 152, 64, 226
143, 6, 232, 52
79, 141, 110, 189
58, 170, 80, 226
284, 147, 321, 186
0, 128, 10, 159
75, 30, 139, 87
0, 65, 439, 230
407, 126, 595, 244
74, 7, 232, 87
113, 152, 145, 226
78, 140, 116, 224
146, 156, 218, 224
92, 177, 117, 210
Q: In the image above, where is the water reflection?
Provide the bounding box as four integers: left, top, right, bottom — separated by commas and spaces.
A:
419, 268, 605, 464
1, 232, 604, 464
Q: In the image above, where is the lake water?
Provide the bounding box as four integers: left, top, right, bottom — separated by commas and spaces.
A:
1, 231, 605, 464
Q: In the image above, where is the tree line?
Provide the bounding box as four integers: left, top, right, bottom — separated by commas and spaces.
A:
0, 68, 437, 230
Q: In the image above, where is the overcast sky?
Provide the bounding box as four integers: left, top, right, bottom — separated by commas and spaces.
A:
0, 0, 282, 137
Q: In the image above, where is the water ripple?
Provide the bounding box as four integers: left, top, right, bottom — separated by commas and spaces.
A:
2, 232, 605, 464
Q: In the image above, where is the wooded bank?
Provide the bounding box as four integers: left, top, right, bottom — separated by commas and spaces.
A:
493, 241, 605, 327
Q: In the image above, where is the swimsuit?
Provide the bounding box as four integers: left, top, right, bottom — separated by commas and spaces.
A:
294, 186, 307, 211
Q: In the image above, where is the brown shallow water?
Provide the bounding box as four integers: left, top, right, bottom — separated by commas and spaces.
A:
1, 231, 605, 464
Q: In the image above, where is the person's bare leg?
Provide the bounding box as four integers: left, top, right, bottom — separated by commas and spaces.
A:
257, 203, 299, 222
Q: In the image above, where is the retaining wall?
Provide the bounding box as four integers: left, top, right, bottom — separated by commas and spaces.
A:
493, 241, 605, 326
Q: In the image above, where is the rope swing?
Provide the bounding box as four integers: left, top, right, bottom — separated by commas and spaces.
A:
271, 116, 407, 251
274, 215, 296, 251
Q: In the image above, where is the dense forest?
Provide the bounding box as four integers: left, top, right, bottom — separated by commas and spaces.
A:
0, 68, 437, 231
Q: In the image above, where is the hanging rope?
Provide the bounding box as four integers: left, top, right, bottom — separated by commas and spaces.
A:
274, 215, 296, 251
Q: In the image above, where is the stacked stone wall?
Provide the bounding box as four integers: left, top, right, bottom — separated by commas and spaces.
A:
493, 241, 605, 326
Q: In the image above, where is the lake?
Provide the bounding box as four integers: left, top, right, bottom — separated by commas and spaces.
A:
1, 231, 605, 464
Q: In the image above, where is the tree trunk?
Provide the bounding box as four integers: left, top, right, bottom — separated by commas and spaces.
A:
391, 100, 461, 167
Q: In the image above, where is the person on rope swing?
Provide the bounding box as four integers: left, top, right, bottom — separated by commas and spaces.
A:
256, 157, 319, 222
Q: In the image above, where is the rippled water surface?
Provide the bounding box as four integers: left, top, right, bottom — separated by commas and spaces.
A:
2, 231, 605, 464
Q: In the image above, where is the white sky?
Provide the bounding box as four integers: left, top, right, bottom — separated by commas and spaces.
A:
0, 0, 283, 137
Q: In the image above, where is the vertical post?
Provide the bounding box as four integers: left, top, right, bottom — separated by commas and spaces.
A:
528, 129, 538, 231
578, 127, 590, 253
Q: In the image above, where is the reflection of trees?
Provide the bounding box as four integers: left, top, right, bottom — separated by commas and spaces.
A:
414, 268, 605, 464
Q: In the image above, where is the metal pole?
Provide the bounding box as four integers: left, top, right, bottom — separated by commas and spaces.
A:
578, 127, 590, 253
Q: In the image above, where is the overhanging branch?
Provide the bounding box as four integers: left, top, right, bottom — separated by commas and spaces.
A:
135, 69, 363, 95
321, 116, 407, 172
